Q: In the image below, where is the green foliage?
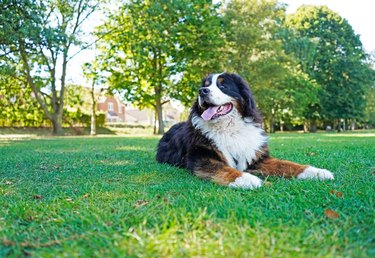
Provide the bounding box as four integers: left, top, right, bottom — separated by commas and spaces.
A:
223, 0, 287, 84
96, 113, 106, 127
64, 109, 105, 128
97, 0, 223, 133
0, 75, 45, 127
222, 0, 320, 132
286, 5, 374, 122
63, 84, 106, 128
0, 0, 373, 132
279, 28, 322, 130
364, 84, 375, 126
1, 133, 374, 256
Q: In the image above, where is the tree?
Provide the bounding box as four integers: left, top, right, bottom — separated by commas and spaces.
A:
222, 0, 319, 132
280, 29, 321, 131
364, 84, 375, 127
223, 0, 285, 132
0, 0, 100, 134
286, 5, 374, 130
362, 52, 375, 128
83, 59, 105, 135
223, 0, 287, 87
97, 0, 223, 134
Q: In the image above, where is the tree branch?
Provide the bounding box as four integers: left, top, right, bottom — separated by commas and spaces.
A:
67, 27, 120, 62
19, 45, 53, 120
74, 2, 100, 34
40, 90, 52, 100
161, 100, 170, 105
67, 1, 100, 50
0, 49, 17, 58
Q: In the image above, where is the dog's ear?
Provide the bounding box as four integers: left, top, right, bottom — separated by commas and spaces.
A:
232, 74, 262, 123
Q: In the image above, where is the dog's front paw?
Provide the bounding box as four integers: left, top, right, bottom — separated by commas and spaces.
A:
228, 173, 263, 189
297, 166, 334, 180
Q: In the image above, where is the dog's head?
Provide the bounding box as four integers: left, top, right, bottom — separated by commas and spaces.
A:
195, 73, 261, 124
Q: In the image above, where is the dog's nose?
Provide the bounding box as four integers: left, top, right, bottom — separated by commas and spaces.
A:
199, 88, 210, 97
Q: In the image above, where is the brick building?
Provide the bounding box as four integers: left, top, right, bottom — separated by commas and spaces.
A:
97, 95, 126, 123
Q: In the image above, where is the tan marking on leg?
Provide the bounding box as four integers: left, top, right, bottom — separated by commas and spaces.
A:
194, 159, 242, 185
213, 167, 242, 185
257, 158, 308, 178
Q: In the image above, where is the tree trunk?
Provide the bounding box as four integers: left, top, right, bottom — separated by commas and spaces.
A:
309, 120, 317, 132
269, 117, 275, 133
268, 108, 275, 133
49, 106, 64, 135
153, 111, 157, 134
90, 82, 97, 136
337, 119, 342, 132
303, 122, 308, 133
91, 108, 96, 136
55, 48, 68, 136
154, 48, 164, 135
156, 102, 164, 134
52, 114, 63, 135
350, 120, 355, 130
262, 121, 268, 132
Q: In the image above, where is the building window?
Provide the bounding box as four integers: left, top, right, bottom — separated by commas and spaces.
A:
108, 102, 114, 111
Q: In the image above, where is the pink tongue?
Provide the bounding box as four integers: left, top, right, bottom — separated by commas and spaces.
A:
201, 106, 220, 121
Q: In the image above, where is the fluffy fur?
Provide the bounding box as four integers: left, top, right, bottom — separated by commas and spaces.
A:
156, 73, 334, 189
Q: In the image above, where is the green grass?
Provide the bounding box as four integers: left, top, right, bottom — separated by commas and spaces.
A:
0, 132, 374, 257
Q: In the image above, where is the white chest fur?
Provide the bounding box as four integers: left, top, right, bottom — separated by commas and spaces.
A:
192, 111, 267, 171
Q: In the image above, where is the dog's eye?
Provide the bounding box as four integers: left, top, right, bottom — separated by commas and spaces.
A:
217, 77, 225, 89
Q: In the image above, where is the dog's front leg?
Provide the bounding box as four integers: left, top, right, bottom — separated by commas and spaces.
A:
191, 158, 263, 189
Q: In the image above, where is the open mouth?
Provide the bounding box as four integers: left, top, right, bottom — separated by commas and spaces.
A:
201, 103, 233, 121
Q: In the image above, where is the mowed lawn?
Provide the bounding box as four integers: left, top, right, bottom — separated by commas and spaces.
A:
0, 132, 374, 257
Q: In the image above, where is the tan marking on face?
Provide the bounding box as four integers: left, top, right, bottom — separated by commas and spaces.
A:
205, 80, 210, 86
217, 77, 224, 84
232, 101, 241, 110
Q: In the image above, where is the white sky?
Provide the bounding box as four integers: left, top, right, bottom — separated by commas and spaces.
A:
68, 0, 375, 85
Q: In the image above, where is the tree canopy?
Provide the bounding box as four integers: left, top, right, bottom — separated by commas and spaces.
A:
97, 0, 223, 134
0, 0, 374, 133
222, 0, 320, 132
286, 5, 374, 128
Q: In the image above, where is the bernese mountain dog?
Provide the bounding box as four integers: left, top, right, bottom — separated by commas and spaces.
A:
156, 73, 334, 189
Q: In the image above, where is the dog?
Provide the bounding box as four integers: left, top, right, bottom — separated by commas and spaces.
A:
156, 73, 334, 189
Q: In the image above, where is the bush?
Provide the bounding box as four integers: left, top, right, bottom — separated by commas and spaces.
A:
64, 109, 106, 128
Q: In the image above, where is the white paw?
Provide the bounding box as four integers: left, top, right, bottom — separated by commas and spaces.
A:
228, 173, 263, 189
297, 166, 334, 180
